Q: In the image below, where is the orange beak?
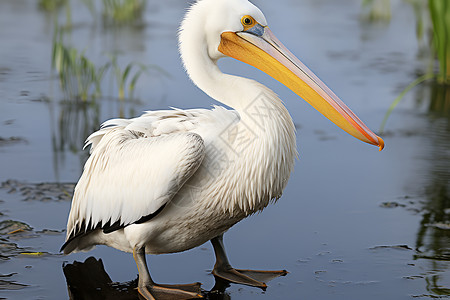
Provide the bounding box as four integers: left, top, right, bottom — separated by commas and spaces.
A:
219, 25, 384, 151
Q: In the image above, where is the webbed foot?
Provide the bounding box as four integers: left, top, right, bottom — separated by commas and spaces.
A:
212, 267, 287, 289
210, 234, 287, 290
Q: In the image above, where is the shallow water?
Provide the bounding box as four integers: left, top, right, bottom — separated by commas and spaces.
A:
0, 0, 449, 299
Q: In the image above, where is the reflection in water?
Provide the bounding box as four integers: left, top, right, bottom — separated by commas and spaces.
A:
412, 82, 450, 296
428, 82, 450, 115
49, 99, 100, 179
48, 95, 144, 179
53, 100, 100, 153
63, 257, 232, 300
63, 257, 138, 300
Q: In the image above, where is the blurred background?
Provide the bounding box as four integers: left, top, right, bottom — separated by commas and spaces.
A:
0, 0, 448, 299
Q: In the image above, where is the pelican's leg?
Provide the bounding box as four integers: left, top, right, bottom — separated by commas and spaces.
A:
211, 234, 287, 289
133, 246, 203, 300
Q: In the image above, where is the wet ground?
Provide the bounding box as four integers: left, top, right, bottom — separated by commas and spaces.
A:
0, 0, 449, 299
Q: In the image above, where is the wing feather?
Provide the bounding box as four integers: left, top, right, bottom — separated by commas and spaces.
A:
65, 126, 205, 242
64, 106, 238, 248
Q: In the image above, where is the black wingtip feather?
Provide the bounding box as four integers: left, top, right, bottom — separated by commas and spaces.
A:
60, 204, 167, 253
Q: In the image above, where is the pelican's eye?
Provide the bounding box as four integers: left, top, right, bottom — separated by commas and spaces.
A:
241, 15, 255, 30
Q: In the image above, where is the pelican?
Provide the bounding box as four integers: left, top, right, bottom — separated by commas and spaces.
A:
61, 0, 384, 299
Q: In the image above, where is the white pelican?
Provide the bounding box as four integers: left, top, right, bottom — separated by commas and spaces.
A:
62, 0, 384, 299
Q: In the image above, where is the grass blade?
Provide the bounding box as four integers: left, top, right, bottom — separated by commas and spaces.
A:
379, 73, 435, 133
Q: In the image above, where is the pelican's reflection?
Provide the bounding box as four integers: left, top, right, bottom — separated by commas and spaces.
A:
63, 257, 232, 300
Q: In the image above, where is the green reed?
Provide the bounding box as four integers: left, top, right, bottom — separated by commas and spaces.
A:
47, 0, 165, 102
101, 0, 146, 24
52, 29, 106, 102
38, 0, 67, 12
379, 0, 450, 132
108, 55, 170, 101
52, 34, 158, 102
109, 55, 141, 100
361, 0, 391, 22
428, 0, 450, 84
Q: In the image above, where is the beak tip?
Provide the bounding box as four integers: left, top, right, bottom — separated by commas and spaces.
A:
377, 136, 385, 151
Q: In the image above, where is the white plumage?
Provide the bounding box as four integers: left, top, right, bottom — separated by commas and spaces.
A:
62, 0, 383, 298
64, 88, 296, 255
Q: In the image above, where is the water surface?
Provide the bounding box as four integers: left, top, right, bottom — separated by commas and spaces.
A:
0, 0, 449, 299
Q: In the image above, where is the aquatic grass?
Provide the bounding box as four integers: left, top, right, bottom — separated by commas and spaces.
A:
48, 0, 165, 102
45, 0, 146, 25
380, 0, 450, 132
52, 36, 163, 102
379, 72, 450, 133
428, 0, 450, 84
109, 55, 137, 100
361, 0, 391, 22
101, 0, 146, 24
39, 0, 72, 28
38, 0, 67, 12
108, 54, 169, 101
52, 29, 106, 102
379, 74, 434, 133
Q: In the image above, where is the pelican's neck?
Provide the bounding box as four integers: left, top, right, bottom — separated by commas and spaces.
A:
182, 46, 263, 111
178, 3, 293, 133
179, 10, 279, 111
203, 72, 272, 113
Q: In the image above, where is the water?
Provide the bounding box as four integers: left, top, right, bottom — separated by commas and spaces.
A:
0, 0, 449, 299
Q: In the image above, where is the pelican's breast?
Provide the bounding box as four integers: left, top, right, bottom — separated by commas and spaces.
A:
140, 99, 296, 254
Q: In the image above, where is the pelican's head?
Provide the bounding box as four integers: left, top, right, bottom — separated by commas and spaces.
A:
179, 0, 384, 150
